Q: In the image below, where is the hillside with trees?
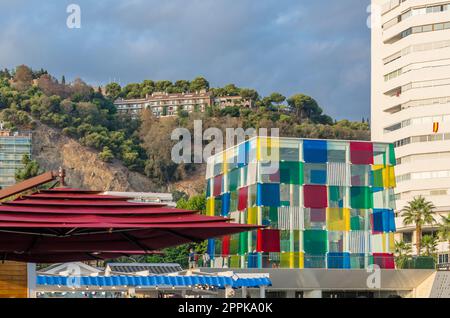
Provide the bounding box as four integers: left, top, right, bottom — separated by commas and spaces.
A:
0, 65, 369, 192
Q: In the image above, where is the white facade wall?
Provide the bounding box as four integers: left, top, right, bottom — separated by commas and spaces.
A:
372, 0, 450, 256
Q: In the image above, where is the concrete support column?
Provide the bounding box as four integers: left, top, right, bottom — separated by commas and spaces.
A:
225, 285, 233, 298
242, 287, 247, 298
259, 286, 266, 298
27, 263, 37, 298
303, 290, 322, 298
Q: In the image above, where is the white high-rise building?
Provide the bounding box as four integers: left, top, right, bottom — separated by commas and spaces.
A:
371, 0, 450, 260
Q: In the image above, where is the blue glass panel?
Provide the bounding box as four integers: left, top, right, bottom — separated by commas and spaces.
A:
207, 239, 215, 259
372, 209, 384, 232
221, 193, 231, 216
238, 141, 250, 167
256, 183, 280, 207
327, 252, 351, 269
310, 169, 327, 184
303, 140, 327, 163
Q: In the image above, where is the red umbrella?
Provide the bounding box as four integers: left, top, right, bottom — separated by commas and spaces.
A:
0, 188, 258, 262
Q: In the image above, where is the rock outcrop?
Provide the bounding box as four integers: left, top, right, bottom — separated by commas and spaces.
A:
31, 123, 162, 192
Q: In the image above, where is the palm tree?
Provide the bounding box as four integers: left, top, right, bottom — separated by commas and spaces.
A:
401, 196, 436, 256
437, 214, 450, 252
394, 240, 412, 269
421, 235, 438, 256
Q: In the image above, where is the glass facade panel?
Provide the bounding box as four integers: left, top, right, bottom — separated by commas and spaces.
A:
205, 137, 396, 269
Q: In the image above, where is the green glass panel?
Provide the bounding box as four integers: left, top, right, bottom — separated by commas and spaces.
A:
329, 186, 345, 208
261, 206, 278, 228
303, 230, 328, 255
239, 232, 248, 255
389, 144, 396, 166
350, 254, 365, 269
214, 196, 222, 216
280, 161, 303, 185
350, 216, 362, 230
230, 234, 239, 254
214, 239, 223, 255
372, 169, 383, 188
350, 187, 373, 209
228, 168, 239, 192
230, 191, 238, 212
280, 230, 291, 252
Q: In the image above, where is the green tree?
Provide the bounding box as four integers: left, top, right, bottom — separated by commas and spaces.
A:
287, 94, 317, 119
15, 154, 41, 182
240, 88, 259, 101
189, 77, 209, 92
269, 92, 286, 112
401, 196, 436, 255
421, 235, 438, 256
437, 214, 450, 252
173, 80, 190, 93
99, 146, 114, 162
105, 83, 121, 100
155, 80, 173, 93
176, 193, 206, 213
394, 240, 412, 269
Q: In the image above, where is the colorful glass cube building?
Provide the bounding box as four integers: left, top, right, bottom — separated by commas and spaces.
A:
205, 137, 397, 269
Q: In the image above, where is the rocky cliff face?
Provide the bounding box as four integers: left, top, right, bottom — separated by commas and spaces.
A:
31, 123, 163, 192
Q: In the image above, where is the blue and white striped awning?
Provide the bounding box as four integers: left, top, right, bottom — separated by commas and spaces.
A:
37, 275, 271, 289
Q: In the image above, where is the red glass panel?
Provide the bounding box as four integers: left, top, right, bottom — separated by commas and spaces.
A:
350, 142, 374, 165
256, 229, 280, 252
213, 175, 223, 196
304, 185, 328, 208
238, 187, 249, 211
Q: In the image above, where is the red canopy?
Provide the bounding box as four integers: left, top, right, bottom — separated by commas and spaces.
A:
0, 188, 258, 262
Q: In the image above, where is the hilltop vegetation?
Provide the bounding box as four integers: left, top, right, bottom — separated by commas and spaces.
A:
0, 65, 369, 189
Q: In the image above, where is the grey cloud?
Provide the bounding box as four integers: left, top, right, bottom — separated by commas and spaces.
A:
0, 0, 371, 120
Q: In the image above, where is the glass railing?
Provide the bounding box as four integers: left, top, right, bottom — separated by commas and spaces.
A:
197, 254, 398, 270
396, 256, 436, 269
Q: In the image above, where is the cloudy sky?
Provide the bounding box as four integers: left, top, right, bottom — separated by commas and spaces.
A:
0, 0, 371, 120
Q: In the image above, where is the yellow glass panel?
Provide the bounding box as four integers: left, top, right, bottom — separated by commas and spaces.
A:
257, 137, 280, 162
372, 164, 384, 170
388, 232, 395, 253
280, 252, 291, 268
299, 252, 304, 269
280, 252, 303, 269
383, 166, 396, 188
230, 255, 240, 268
326, 208, 350, 231
247, 207, 259, 225
206, 198, 215, 216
